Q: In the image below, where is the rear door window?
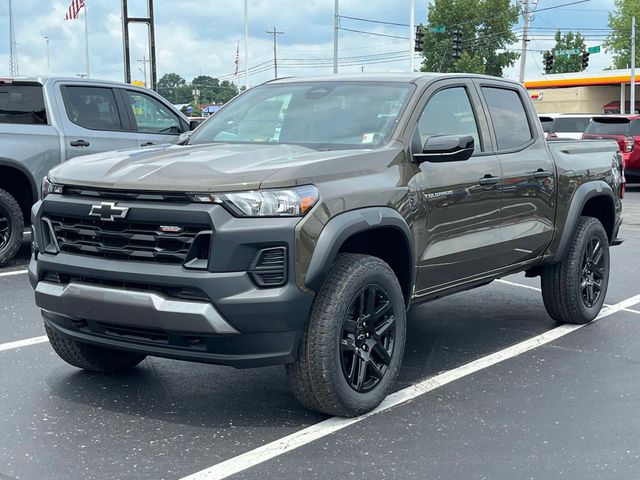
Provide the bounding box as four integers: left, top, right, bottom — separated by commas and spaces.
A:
64, 86, 122, 131
482, 87, 532, 150
0, 84, 47, 124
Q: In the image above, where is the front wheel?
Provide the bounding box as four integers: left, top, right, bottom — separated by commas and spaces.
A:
287, 253, 406, 417
45, 323, 147, 373
0, 187, 24, 267
541, 216, 610, 324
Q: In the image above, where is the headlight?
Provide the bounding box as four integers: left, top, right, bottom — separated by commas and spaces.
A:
189, 185, 319, 217
41, 177, 63, 199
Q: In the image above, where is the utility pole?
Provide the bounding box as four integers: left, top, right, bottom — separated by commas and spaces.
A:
266, 26, 284, 79
632, 16, 636, 114
43, 36, 50, 75
137, 56, 150, 86
519, 0, 530, 84
409, 0, 415, 72
333, 0, 339, 73
8, 0, 19, 76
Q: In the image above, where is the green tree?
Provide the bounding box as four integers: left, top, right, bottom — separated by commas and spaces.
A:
604, 0, 640, 69
157, 73, 188, 103
191, 75, 220, 103
544, 30, 587, 73
419, 0, 519, 76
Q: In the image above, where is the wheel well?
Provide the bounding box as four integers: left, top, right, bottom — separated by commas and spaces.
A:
0, 165, 35, 226
338, 227, 412, 304
581, 195, 615, 241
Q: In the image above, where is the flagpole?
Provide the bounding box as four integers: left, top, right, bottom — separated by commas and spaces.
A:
84, 1, 91, 77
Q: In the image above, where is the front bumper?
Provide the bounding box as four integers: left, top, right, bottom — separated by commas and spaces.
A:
30, 196, 315, 368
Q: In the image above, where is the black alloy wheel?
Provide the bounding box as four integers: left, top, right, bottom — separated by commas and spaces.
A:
0, 207, 9, 251
580, 235, 605, 308
340, 284, 396, 393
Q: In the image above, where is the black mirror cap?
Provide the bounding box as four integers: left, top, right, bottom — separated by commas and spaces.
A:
189, 119, 202, 131
413, 134, 475, 163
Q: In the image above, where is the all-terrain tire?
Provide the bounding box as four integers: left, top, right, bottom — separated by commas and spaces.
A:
45, 323, 146, 372
541, 216, 610, 324
287, 253, 406, 417
0, 188, 24, 267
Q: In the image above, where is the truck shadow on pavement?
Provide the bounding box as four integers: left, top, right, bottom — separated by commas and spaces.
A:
43, 282, 556, 428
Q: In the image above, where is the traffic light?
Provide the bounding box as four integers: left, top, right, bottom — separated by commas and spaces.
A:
543, 51, 554, 74
414, 25, 425, 52
451, 27, 463, 60
582, 50, 590, 69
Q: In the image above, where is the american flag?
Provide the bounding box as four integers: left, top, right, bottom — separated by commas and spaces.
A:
64, 0, 86, 20
234, 41, 240, 76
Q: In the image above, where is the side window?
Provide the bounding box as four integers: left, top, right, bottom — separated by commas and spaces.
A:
482, 87, 532, 150
416, 87, 481, 152
0, 84, 47, 125
65, 86, 122, 131
125, 91, 181, 135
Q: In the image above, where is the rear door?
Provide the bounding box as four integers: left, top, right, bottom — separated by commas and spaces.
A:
476, 82, 556, 265
409, 80, 505, 294
57, 83, 140, 160
120, 88, 186, 147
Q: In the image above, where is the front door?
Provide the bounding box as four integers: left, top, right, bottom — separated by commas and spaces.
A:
410, 82, 504, 296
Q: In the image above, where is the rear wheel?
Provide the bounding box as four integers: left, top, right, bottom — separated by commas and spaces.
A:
287, 253, 406, 417
45, 323, 147, 373
541, 216, 610, 324
0, 188, 24, 267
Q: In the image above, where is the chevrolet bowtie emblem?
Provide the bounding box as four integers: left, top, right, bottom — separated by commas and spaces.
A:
89, 202, 130, 222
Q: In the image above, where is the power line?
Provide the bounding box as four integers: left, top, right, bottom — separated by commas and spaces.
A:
339, 15, 409, 28
339, 27, 409, 40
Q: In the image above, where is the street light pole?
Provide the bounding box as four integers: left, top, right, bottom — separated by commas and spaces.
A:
632, 16, 636, 113
333, 0, 339, 74
409, 0, 415, 72
519, 0, 530, 83
43, 36, 50, 75
244, 0, 249, 89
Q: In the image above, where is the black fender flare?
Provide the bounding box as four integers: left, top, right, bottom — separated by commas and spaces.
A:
304, 207, 416, 298
553, 180, 615, 262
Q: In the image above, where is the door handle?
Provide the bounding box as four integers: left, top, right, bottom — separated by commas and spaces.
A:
533, 169, 553, 179
479, 175, 500, 186
70, 140, 90, 147
140, 141, 155, 147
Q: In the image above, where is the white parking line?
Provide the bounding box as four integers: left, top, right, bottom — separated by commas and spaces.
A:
496, 278, 541, 291
0, 336, 48, 352
180, 291, 640, 480
0, 269, 28, 278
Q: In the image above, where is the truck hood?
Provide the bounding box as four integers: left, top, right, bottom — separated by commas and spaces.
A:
49, 143, 381, 192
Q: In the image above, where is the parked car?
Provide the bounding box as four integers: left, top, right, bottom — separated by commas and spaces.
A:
582, 115, 640, 181
31, 73, 623, 417
539, 115, 556, 138
0, 76, 198, 266
549, 114, 594, 139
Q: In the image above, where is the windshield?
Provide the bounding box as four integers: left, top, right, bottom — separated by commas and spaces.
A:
585, 119, 631, 136
189, 81, 414, 149
552, 116, 591, 133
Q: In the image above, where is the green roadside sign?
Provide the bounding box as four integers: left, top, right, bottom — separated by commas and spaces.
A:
430, 25, 446, 33
554, 48, 582, 56
588, 45, 601, 54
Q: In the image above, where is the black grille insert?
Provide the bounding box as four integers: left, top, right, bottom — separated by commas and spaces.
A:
46, 215, 209, 264
63, 186, 190, 203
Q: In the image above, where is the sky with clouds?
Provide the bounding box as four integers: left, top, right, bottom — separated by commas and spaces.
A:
0, 0, 621, 87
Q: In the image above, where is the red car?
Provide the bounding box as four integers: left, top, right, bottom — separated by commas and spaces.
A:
583, 115, 640, 181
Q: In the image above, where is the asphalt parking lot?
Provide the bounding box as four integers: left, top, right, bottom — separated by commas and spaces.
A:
2, 188, 640, 480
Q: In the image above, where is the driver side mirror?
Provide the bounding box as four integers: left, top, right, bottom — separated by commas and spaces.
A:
177, 130, 193, 145
413, 135, 474, 164
189, 119, 202, 130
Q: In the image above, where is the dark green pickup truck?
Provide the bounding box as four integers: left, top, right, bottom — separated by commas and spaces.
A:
30, 73, 623, 417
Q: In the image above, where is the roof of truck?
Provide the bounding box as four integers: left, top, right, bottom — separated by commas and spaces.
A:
0, 76, 138, 87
